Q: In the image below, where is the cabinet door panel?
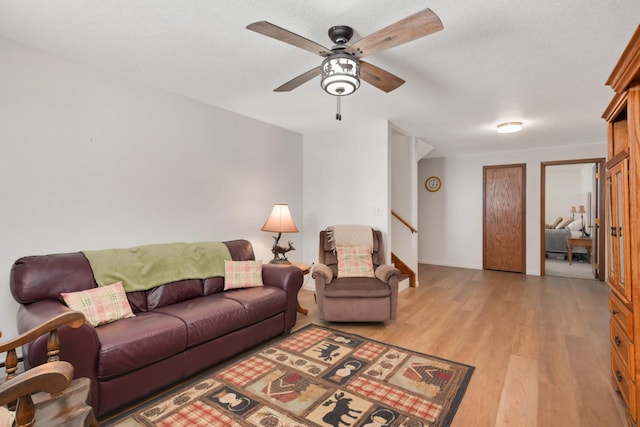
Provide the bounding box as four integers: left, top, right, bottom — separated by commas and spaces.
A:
606, 159, 632, 302
606, 171, 617, 286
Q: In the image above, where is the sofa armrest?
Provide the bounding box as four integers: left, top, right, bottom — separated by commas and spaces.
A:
375, 264, 402, 284
311, 263, 333, 285
17, 300, 101, 410
262, 264, 303, 332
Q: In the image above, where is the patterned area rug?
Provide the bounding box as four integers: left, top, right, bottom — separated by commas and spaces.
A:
104, 324, 474, 427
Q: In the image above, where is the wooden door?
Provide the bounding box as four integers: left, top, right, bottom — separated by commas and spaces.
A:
483, 164, 526, 273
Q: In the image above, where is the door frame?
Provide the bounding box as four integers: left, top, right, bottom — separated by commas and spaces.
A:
540, 158, 606, 280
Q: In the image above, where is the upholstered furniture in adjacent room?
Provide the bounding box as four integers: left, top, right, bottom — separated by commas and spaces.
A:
544, 218, 588, 259
10, 240, 303, 418
312, 226, 401, 322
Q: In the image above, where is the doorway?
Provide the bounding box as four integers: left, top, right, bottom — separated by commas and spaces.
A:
483, 164, 526, 273
540, 159, 605, 280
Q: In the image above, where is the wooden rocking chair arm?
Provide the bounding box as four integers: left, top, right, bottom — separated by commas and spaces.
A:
0, 311, 85, 354
0, 361, 73, 406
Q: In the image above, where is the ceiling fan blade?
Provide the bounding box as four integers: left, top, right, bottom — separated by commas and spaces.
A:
359, 61, 405, 93
274, 66, 322, 92
247, 21, 332, 57
345, 8, 443, 59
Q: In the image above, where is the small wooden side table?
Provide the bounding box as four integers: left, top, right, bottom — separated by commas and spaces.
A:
290, 262, 310, 315
566, 237, 592, 265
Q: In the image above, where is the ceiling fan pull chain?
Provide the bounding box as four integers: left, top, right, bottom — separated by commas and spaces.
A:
336, 96, 342, 121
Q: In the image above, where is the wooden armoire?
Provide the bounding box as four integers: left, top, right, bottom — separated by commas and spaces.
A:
602, 25, 640, 424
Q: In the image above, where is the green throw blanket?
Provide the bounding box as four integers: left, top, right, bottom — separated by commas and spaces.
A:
82, 242, 232, 292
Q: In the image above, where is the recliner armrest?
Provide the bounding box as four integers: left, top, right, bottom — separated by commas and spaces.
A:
375, 264, 401, 284
312, 263, 333, 285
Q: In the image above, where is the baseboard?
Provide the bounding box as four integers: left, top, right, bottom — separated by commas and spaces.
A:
399, 277, 410, 292
418, 259, 482, 270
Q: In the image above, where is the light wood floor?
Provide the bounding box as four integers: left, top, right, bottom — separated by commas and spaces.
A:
295, 264, 628, 427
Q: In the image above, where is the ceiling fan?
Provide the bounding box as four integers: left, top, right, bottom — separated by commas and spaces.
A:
246, 8, 443, 120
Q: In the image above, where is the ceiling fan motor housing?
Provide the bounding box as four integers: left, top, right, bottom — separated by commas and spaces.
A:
328, 25, 354, 45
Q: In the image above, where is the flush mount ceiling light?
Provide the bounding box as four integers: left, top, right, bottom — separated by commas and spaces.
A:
497, 122, 523, 133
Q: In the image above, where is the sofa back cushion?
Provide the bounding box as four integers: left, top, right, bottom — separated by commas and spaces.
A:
223, 239, 256, 262
203, 277, 225, 295
146, 279, 204, 310
125, 291, 147, 313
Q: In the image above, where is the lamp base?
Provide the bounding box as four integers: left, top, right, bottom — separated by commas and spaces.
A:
270, 232, 295, 265
269, 258, 291, 265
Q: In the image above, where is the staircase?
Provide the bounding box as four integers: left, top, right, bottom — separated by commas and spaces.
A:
391, 252, 416, 288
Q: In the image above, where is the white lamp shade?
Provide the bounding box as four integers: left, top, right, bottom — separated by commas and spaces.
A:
261, 204, 298, 233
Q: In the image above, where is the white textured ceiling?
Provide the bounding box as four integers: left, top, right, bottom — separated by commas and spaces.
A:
1, 1, 639, 155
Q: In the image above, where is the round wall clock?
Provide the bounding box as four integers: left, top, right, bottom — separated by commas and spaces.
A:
425, 176, 441, 192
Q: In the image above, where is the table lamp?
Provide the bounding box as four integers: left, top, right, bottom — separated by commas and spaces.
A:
261, 204, 298, 264
578, 205, 589, 237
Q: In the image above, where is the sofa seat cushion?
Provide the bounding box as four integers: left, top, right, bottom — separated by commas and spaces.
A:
221, 286, 287, 325
323, 278, 391, 298
154, 295, 247, 347
96, 312, 187, 379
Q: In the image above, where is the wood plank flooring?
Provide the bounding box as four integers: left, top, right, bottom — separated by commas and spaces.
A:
295, 264, 629, 427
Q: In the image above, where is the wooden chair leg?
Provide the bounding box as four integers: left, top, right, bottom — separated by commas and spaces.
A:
15, 395, 36, 427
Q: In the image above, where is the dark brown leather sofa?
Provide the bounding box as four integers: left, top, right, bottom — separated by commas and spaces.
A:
10, 239, 303, 417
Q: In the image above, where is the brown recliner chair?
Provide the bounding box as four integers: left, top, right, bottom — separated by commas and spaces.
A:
312, 228, 401, 322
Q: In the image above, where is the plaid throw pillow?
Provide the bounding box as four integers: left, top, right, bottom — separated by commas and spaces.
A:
337, 245, 375, 278
61, 281, 135, 327
224, 260, 264, 290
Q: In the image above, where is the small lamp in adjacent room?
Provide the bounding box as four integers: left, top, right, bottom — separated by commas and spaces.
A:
578, 205, 589, 237
570, 206, 577, 219
261, 204, 299, 264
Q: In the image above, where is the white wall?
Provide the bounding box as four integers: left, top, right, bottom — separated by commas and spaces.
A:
302, 121, 390, 276
390, 128, 418, 281
0, 37, 303, 339
545, 164, 593, 223
418, 143, 606, 275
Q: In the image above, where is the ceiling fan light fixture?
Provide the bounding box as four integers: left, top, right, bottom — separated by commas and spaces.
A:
321, 53, 360, 96
497, 121, 523, 133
